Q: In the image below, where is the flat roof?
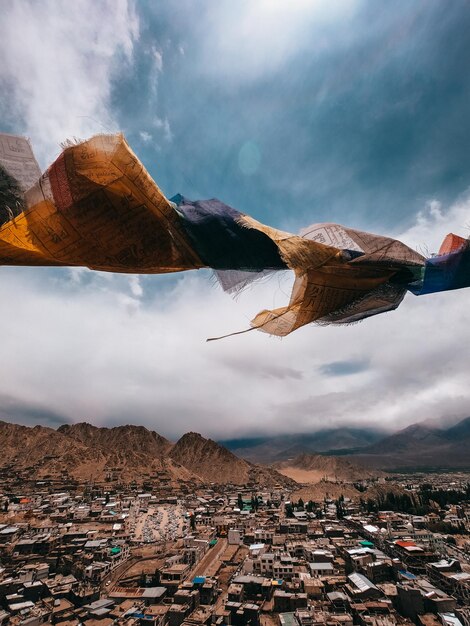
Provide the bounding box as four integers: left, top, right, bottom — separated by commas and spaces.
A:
309, 562, 334, 570
439, 613, 464, 626
279, 613, 297, 626
363, 525, 379, 533
348, 572, 378, 592
162, 564, 188, 572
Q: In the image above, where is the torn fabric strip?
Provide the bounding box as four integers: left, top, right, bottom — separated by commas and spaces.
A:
0, 131, 467, 339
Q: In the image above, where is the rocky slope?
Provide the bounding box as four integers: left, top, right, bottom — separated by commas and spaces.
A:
272, 452, 379, 484
348, 417, 470, 469
0, 420, 294, 487
170, 432, 294, 487
0, 421, 85, 468
58, 422, 173, 467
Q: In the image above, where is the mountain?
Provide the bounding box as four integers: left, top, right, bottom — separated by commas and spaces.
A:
0, 420, 195, 484
348, 417, 470, 469
2, 415, 469, 483
170, 432, 294, 487
0, 420, 294, 487
221, 427, 385, 463
0, 421, 84, 467
359, 424, 446, 455
56, 422, 189, 482
445, 416, 470, 440
58, 422, 173, 461
272, 452, 380, 483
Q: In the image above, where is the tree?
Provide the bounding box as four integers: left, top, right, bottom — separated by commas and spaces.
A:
190, 514, 196, 531
237, 494, 244, 510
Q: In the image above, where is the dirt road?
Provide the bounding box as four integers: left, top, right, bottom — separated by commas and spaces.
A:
191, 538, 228, 578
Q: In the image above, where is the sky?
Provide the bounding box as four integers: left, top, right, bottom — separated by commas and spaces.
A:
1, 0, 470, 439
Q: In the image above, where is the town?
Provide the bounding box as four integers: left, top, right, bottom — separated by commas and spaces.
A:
0, 470, 469, 626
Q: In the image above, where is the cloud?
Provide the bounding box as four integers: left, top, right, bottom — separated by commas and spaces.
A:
399, 193, 470, 253
151, 47, 163, 74
320, 360, 370, 377
193, 0, 361, 83
125, 0, 470, 239
139, 131, 153, 143
153, 116, 172, 142
0, 393, 68, 428
129, 276, 143, 298
218, 355, 303, 381
0, 0, 139, 166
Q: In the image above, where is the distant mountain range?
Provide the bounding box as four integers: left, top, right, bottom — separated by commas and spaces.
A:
1, 416, 469, 488
272, 453, 381, 483
349, 417, 470, 470
222, 417, 470, 470
221, 427, 385, 463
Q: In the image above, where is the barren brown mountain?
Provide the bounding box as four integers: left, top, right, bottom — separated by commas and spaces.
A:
170, 432, 295, 487
0, 421, 294, 488
0, 420, 194, 484
273, 452, 379, 484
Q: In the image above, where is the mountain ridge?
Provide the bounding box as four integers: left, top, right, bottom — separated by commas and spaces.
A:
0, 420, 294, 487
347, 416, 470, 469
221, 427, 385, 463
272, 452, 381, 483
1, 415, 469, 480
221, 417, 470, 469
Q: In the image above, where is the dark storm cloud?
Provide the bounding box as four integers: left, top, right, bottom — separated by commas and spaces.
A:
0, 393, 69, 428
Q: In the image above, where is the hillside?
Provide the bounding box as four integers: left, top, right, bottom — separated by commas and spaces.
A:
0, 420, 194, 484
3, 415, 469, 485
0, 420, 294, 488
170, 432, 295, 487
349, 417, 470, 469
58, 422, 173, 464
222, 427, 385, 463
0, 421, 86, 468
272, 453, 380, 484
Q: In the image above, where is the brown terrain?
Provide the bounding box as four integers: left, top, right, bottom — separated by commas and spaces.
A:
273, 452, 380, 484
291, 479, 405, 504
0, 420, 294, 488
0, 421, 193, 485
169, 432, 294, 487
5, 416, 465, 491
291, 482, 361, 502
